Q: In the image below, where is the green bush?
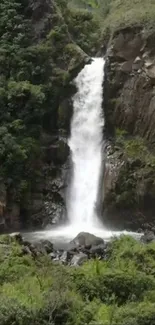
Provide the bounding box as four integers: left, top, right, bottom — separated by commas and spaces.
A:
73, 264, 155, 304
107, 236, 155, 275
1, 235, 155, 324
70, 0, 155, 38
114, 302, 155, 325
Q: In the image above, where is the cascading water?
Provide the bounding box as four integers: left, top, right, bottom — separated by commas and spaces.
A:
26, 57, 140, 243
67, 58, 105, 231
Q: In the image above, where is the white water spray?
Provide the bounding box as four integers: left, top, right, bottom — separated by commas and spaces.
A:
67, 58, 105, 230
25, 58, 140, 243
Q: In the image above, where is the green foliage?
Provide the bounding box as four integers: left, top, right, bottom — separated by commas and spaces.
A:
66, 7, 101, 53
72, 254, 155, 305
69, 0, 111, 18
106, 130, 155, 209
114, 301, 155, 325
102, 0, 155, 34
70, 0, 155, 38
0, 0, 99, 221
116, 130, 154, 162
1, 235, 155, 324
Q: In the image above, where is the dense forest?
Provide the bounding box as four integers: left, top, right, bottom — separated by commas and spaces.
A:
0, 0, 99, 230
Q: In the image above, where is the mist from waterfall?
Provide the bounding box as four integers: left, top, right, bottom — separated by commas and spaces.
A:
67, 58, 105, 231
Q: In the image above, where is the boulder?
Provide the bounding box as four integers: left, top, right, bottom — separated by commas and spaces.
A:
120, 61, 133, 73
10, 232, 23, 244
41, 240, 53, 254
59, 251, 70, 264
90, 243, 106, 257
27, 239, 54, 255
141, 231, 155, 243
112, 29, 142, 61
49, 252, 57, 259
70, 232, 104, 248
67, 241, 78, 252
22, 245, 32, 255
70, 252, 88, 266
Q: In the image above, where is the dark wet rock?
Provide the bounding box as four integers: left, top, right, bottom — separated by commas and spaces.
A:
41, 240, 53, 254
10, 232, 23, 244
137, 228, 143, 233
90, 244, 106, 257
22, 240, 32, 247
58, 98, 73, 134
53, 256, 60, 263
70, 252, 88, 266
52, 250, 63, 262
151, 227, 155, 233
111, 29, 142, 61
28, 244, 39, 257
42, 198, 65, 226
143, 223, 152, 231
46, 140, 70, 165
120, 60, 133, 73
141, 231, 155, 243
22, 245, 32, 255
80, 247, 91, 256
59, 251, 70, 264
26, 239, 54, 255
70, 232, 104, 248
67, 242, 79, 252
49, 252, 57, 259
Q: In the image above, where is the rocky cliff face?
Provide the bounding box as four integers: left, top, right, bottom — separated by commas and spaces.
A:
104, 27, 155, 141
103, 27, 155, 231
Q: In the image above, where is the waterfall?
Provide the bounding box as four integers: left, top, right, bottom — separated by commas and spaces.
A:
28, 57, 140, 242
67, 58, 105, 231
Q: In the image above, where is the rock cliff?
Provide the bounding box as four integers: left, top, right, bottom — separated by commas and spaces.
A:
103, 26, 155, 230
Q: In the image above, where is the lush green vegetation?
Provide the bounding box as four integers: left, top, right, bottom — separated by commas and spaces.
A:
103, 0, 155, 33
70, 0, 155, 37
0, 0, 100, 224
116, 129, 155, 164
1, 234, 155, 324
105, 129, 155, 210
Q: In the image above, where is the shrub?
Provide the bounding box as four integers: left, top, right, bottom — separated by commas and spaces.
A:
114, 302, 155, 325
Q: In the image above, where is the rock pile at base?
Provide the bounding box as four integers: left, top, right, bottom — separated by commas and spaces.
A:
10, 230, 154, 266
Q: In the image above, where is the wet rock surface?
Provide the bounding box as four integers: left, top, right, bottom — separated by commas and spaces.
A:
18, 232, 109, 265
11, 231, 155, 266
70, 232, 104, 247
141, 230, 155, 243
70, 253, 88, 266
